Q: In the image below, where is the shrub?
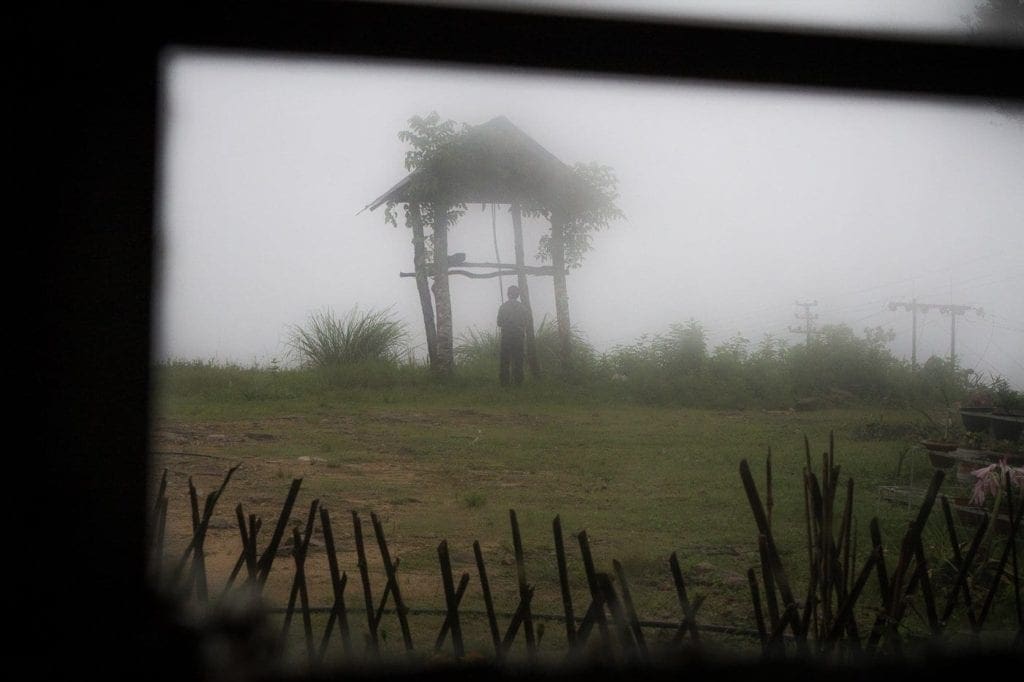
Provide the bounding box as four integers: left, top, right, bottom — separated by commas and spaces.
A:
455, 316, 596, 378
454, 326, 499, 374
287, 307, 408, 368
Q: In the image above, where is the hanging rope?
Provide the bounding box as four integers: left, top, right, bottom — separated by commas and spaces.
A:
491, 203, 504, 305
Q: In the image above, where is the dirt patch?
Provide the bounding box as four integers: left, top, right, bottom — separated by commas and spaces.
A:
149, 416, 462, 609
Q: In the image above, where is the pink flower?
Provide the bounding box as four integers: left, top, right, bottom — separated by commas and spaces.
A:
970, 457, 1024, 507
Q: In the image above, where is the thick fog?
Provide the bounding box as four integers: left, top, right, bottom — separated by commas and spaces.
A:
155, 28, 1023, 387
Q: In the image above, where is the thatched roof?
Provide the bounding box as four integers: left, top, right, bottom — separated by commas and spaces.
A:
361, 116, 598, 214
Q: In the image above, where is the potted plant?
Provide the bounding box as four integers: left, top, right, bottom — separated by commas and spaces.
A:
959, 387, 994, 433
952, 457, 1023, 534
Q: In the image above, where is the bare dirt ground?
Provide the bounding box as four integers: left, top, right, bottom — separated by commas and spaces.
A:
147, 410, 755, 662
151, 417, 445, 606
146, 413, 606, 658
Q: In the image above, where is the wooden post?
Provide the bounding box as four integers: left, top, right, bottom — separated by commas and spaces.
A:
472, 541, 503, 657
509, 510, 536, 654
552, 515, 577, 648
431, 204, 454, 374
511, 203, 540, 377
351, 511, 379, 653
407, 202, 437, 368
319, 507, 352, 661
549, 208, 572, 371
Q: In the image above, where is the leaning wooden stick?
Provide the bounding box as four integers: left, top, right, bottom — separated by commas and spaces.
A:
371, 512, 414, 651
977, 504, 1024, 627
509, 510, 536, 654
256, 477, 302, 588
612, 559, 648, 659
826, 545, 880, 644
669, 552, 700, 642
351, 511, 378, 653
939, 495, 978, 628
501, 585, 536, 652
740, 460, 798, 619
577, 530, 611, 648
473, 540, 502, 657
553, 516, 577, 648
319, 507, 352, 661
758, 535, 780, 632
436, 540, 465, 657
282, 500, 320, 643
748, 568, 768, 652
435, 571, 470, 653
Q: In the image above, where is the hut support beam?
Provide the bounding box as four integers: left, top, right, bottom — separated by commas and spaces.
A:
431, 205, 455, 374
511, 203, 541, 378
408, 203, 438, 368
549, 209, 572, 371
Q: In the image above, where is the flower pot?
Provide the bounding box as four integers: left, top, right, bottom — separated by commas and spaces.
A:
927, 451, 956, 469
956, 459, 980, 484
921, 439, 957, 452
960, 406, 994, 433
951, 498, 1015, 535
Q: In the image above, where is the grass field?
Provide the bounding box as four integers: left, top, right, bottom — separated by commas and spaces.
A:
149, 362, 1021, 663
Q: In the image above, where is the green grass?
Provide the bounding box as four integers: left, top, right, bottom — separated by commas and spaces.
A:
149, 361, 1021, 660
287, 307, 409, 367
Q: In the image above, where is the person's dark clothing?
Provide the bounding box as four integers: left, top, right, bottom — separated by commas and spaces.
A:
497, 299, 530, 386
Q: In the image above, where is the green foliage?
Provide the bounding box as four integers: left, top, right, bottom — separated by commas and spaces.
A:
536, 162, 625, 270
962, 373, 1024, 412
163, 318, 1007, 413
287, 307, 408, 368
992, 376, 1024, 411
594, 321, 998, 410
454, 326, 500, 374
787, 324, 900, 401
384, 112, 470, 250
534, 316, 598, 375
152, 358, 301, 404
384, 112, 623, 274
462, 492, 487, 509
454, 316, 597, 379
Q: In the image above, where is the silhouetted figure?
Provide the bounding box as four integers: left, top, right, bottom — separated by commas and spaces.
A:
497, 285, 529, 386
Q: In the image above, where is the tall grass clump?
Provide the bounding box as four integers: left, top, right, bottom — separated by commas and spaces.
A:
534, 316, 598, 375
287, 307, 408, 368
455, 316, 597, 380
454, 326, 499, 374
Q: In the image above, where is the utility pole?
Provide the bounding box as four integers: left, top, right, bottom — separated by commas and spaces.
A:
789, 300, 818, 346
942, 304, 984, 369
888, 300, 983, 370
888, 298, 929, 370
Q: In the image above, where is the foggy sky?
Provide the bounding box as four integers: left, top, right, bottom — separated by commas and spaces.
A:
155, 3, 1024, 387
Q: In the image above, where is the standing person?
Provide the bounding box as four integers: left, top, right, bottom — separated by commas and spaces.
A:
497, 285, 529, 386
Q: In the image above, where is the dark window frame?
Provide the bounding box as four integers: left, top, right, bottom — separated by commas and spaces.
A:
37, 1, 1022, 677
